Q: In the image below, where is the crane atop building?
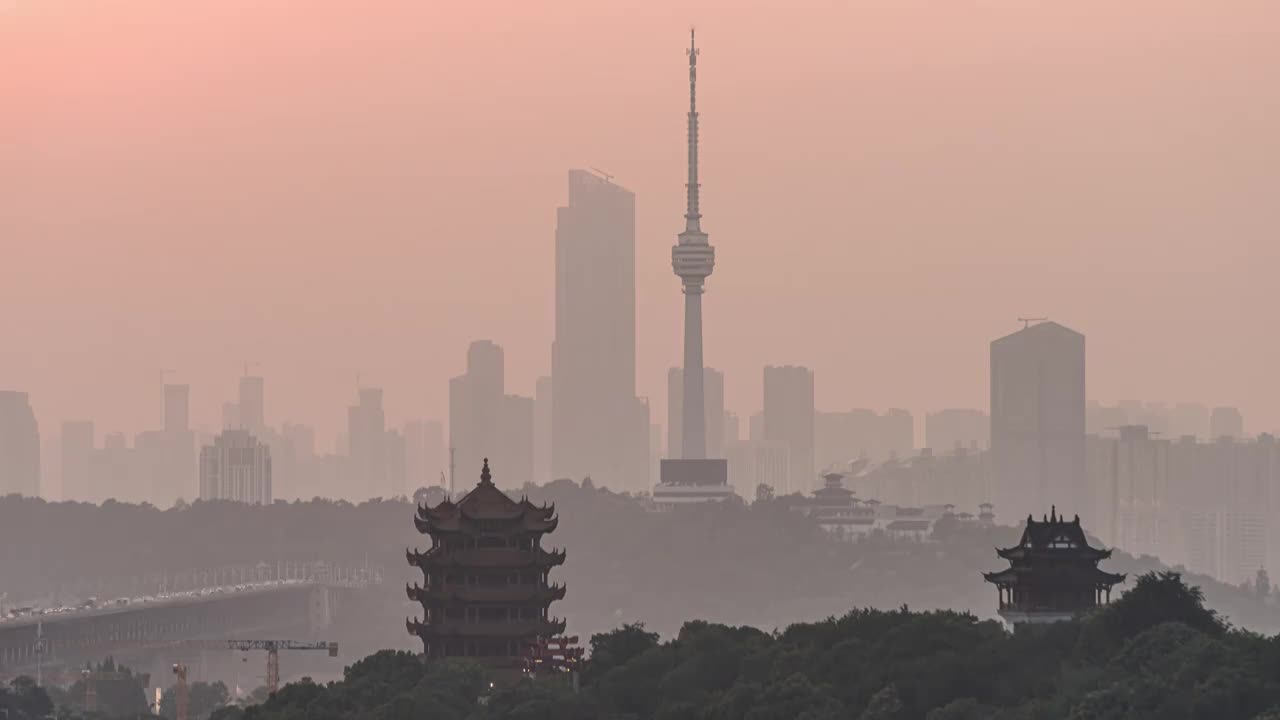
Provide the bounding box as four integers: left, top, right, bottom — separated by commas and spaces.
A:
1017, 317, 1048, 329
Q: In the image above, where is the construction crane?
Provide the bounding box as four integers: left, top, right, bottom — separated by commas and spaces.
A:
1017, 317, 1048, 329
172, 664, 190, 720
589, 166, 614, 183
201, 640, 339, 693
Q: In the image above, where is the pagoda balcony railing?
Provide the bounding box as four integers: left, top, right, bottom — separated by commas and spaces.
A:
407, 547, 566, 569
407, 583, 566, 605
407, 618, 567, 638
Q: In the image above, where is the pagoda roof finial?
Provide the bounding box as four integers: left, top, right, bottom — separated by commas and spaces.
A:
480, 458, 492, 484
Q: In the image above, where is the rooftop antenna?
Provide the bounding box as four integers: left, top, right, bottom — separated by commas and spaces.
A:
589, 167, 614, 183
1017, 317, 1048, 329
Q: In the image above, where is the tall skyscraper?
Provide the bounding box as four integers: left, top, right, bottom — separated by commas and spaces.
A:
534, 376, 553, 484
404, 419, 445, 493
0, 391, 41, 497
501, 394, 535, 488
671, 29, 716, 462
762, 366, 815, 494
239, 375, 265, 434
667, 366, 724, 460
60, 420, 95, 502
164, 384, 190, 434
199, 429, 272, 504
451, 340, 506, 485
348, 387, 388, 497
551, 168, 647, 491
990, 320, 1087, 522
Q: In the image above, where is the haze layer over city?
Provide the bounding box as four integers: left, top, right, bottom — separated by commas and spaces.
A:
4, 1, 1280, 719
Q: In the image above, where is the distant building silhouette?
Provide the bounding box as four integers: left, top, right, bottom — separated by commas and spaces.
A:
815, 408, 913, 469
667, 367, 724, 461
1087, 428, 1278, 585
925, 408, 988, 452
239, 375, 266, 435
403, 420, 444, 496
348, 387, 389, 497
60, 420, 95, 502
0, 392, 40, 497
451, 340, 507, 487
763, 365, 815, 495
990, 320, 1086, 523
1210, 406, 1245, 440
501, 394, 534, 488
551, 170, 649, 491
163, 384, 190, 434
199, 429, 272, 504
533, 376, 553, 485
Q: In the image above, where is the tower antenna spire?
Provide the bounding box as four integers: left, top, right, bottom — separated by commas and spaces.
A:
685, 26, 701, 233
671, 28, 715, 462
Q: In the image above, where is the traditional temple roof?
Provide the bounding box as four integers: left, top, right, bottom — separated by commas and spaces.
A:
414, 459, 558, 535
406, 582, 567, 606
406, 546, 567, 570
995, 506, 1112, 561
406, 617, 567, 638
983, 565, 1125, 587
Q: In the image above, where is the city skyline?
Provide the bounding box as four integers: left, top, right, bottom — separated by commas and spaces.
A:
5, 3, 1278, 447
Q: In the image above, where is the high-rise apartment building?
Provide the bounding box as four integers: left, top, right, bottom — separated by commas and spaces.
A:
552, 169, 649, 491
763, 366, 815, 494
199, 429, 272, 504
990, 321, 1086, 522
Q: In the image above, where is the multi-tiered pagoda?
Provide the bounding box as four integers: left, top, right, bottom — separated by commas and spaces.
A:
983, 507, 1125, 627
407, 459, 566, 667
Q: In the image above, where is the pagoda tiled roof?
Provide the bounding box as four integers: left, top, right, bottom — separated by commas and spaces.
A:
414, 459, 558, 535
406, 546, 567, 570
407, 582, 566, 606
983, 566, 1125, 587
406, 617, 567, 638
995, 507, 1112, 561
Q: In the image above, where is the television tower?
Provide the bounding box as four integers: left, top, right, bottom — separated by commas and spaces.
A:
672, 28, 715, 460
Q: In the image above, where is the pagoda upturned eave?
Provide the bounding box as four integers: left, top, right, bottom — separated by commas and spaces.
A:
414, 507, 559, 535
406, 617, 567, 639
407, 546, 567, 570
407, 583, 567, 606
983, 567, 1125, 587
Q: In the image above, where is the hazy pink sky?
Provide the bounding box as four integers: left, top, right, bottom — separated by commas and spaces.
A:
2, 0, 1278, 447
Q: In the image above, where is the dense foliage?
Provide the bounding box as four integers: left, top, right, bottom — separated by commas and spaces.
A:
174, 573, 1280, 720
